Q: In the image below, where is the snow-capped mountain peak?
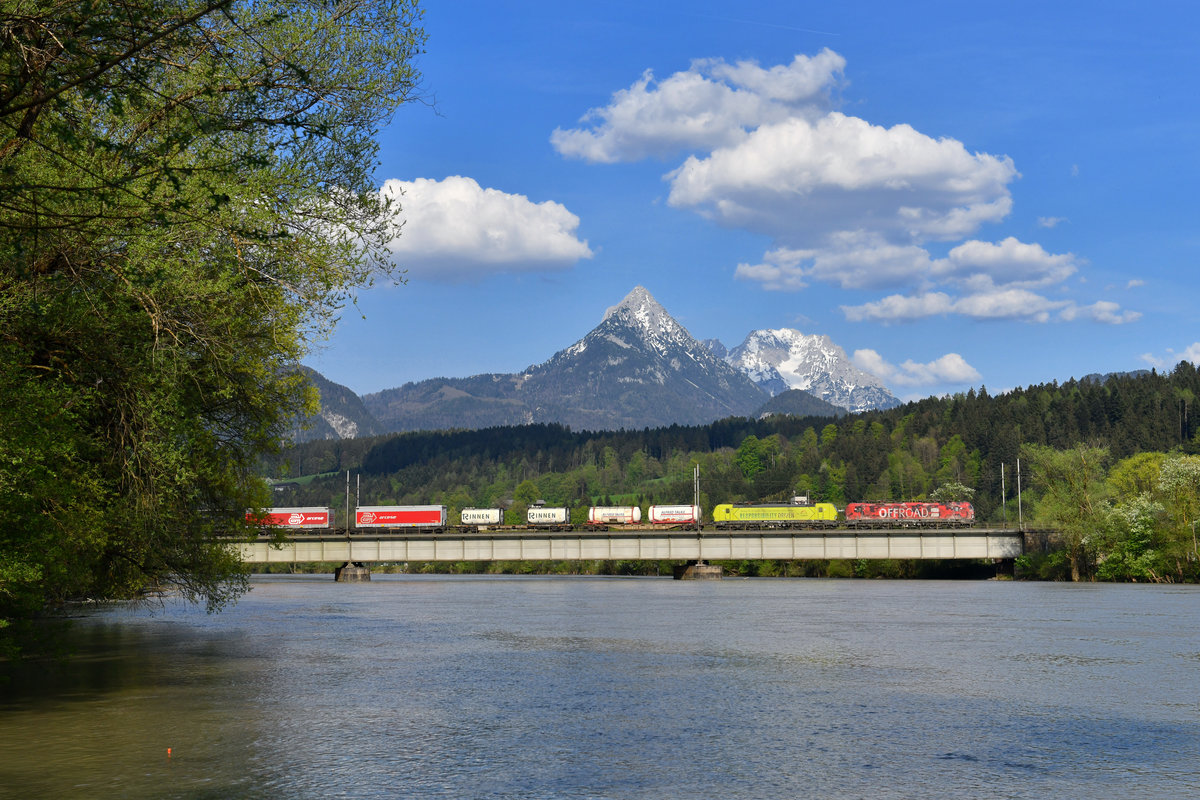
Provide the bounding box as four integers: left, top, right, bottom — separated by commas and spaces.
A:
329, 289, 901, 438
523, 285, 768, 427
603, 285, 661, 321
722, 328, 900, 414
599, 285, 692, 355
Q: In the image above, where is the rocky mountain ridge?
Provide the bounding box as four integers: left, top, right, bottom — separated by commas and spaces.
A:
289, 367, 386, 443
719, 328, 900, 413
294, 286, 895, 440
362, 286, 774, 433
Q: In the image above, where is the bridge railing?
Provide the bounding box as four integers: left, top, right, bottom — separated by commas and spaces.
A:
237, 527, 1026, 564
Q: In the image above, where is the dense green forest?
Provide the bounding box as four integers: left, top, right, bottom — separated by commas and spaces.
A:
267, 364, 1200, 583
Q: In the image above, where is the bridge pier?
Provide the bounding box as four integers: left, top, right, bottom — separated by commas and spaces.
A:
334, 562, 371, 582
673, 561, 722, 580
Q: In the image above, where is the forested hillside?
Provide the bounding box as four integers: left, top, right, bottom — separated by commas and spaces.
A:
269, 363, 1200, 581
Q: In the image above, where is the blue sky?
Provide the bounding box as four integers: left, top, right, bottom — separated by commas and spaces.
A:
305, 0, 1200, 402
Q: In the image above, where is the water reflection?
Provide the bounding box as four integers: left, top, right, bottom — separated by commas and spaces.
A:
0, 577, 1198, 799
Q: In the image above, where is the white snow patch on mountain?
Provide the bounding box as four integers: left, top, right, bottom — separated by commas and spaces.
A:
723, 328, 899, 413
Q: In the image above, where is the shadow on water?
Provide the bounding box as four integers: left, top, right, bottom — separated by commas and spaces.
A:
0, 612, 278, 800
0, 578, 1198, 799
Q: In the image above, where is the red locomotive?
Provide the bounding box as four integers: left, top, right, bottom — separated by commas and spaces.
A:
844, 501, 974, 528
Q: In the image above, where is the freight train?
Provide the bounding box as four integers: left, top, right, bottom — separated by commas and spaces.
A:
248, 499, 973, 533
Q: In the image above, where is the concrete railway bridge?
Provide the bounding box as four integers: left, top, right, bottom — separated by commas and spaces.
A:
237, 527, 1038, 580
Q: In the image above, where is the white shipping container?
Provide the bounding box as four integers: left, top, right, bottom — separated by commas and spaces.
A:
587, 506, 641, 525
527, 506, 571, 525
648, 504, 701, 525
461, 507, 504, 526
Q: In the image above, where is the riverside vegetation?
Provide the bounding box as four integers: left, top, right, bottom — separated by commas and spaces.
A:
268, 363, 1200, 585
0, 1, 425, 656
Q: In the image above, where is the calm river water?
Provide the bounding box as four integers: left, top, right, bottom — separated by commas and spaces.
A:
1, 576, 1198, 799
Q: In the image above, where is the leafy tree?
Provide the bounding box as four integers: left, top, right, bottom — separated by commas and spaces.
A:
1156, 454, 1200, 570
820, 461, 846, 505
887, 448, 929, 500
820, 423, 839, 450
1022, 443, 1111, 581
936, 435, 968, 484
513, 479, 539, 506
506, 479, 539, 524
536, 472, 570, 505
1106, 452, 1166, 499
735, 435, 765, 479
442, 487, 474, 521
929, 481, 975, 503
0, 0, 425, 644
626, 450, 647, 484
1096, 495, 1168, 582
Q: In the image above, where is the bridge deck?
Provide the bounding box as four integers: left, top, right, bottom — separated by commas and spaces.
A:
237, 528, 1024, 563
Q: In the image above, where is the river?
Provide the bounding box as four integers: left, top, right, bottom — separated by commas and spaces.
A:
1, 576, 1197, 799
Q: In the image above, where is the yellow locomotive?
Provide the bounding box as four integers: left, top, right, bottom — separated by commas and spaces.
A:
711, 498, 838, 529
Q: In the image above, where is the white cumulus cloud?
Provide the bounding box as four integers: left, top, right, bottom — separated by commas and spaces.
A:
1140, 344, 1200, 370
551, 50, 845, 163
667, 113, 1016, 244
843, 289, 1141, 325
853, 349, 982, 388
842, 292, 958, 323
736, 237, 937, 292
554, 50, 1137, 327
1059, 301, 1142, 325
936, 237, 1078, 288
950, 288, 1067, 321
380, 177, 593, 281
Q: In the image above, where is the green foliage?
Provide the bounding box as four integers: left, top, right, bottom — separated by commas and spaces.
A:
266, 364, 1200, 583
1095, 495, 1169, 582
513, 480, 539, 507
0, 0, 425, 647
886, 448, 929, 500
929, 481, 975, 503
735, 435, 766, 479
1157, 456, 1200, 544
1107, 452, 1167, 497
1022, 443, 1110, 580
1015, 552, 1073, 581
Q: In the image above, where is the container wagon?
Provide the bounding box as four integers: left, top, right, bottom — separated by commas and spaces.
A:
246, 507, 334, 530
355, 505, 448, 531
586, 506, 642, 527
527, 505, 572, 530
460, 507, 505, 528
648, 504, 702, 529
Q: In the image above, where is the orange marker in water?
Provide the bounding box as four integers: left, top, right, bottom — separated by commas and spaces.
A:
167, 748, 172, 757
